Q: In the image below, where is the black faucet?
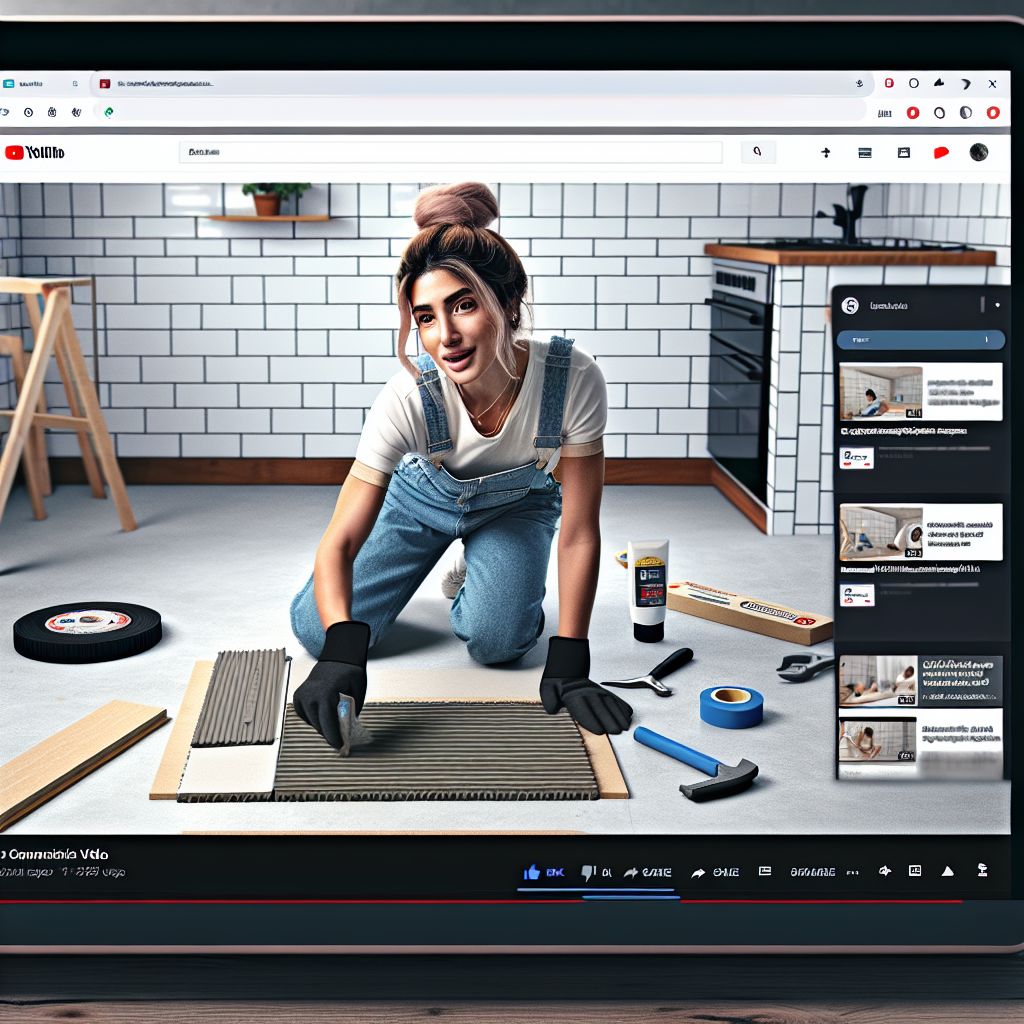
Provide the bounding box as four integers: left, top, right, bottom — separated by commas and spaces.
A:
816, 184, 869, 245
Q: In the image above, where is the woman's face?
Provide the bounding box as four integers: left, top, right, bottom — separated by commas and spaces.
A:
410, 268, 499, 382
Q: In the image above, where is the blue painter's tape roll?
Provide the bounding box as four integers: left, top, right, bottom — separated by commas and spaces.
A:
699, 686, 764, 729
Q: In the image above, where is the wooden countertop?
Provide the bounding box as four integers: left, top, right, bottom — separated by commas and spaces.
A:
705, 243, 997, 266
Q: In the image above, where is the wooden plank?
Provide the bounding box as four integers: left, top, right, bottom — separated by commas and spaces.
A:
666, 580, 832, 646
704, 243, 998, 266
0, 700, 168, 832
0, 276, 91, 293
208, 215, 331, 222
149, 660, 215, 800
0, 410, 89, 429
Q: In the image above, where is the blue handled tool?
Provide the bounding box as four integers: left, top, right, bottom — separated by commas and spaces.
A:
634, 726, 759, 802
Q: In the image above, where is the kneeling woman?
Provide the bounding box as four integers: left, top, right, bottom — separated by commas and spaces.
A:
289, 182, 632, 748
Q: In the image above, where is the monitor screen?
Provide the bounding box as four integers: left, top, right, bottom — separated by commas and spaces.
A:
0, 17, 1019, 952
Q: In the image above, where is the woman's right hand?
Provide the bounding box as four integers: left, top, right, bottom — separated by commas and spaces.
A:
293, 620, 371, 750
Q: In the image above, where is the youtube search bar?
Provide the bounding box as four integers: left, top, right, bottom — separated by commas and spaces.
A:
179, 139, 724, 165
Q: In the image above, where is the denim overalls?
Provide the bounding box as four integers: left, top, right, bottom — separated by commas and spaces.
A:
290, 336, 575, 665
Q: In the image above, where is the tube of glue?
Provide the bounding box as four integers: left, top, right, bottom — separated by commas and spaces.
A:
627, 539, 668, 643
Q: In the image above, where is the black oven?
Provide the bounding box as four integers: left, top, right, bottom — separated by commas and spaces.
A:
706, 259, 773, 504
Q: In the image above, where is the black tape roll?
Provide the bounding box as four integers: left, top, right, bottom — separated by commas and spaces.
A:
13, 603, 162, 664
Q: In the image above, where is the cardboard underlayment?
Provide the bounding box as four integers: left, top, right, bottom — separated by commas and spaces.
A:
1, 700, 168, 832
191, 648, 286, 747
167, 662, 628, 806
267, 701, 600, 802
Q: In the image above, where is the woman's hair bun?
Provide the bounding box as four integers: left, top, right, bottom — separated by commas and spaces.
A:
413, 182, 499, 231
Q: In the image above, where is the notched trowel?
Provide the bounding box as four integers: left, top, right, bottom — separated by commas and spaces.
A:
337, 693, 374, 756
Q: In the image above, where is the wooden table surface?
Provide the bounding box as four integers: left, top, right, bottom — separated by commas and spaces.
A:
2, 954, 1022, 1020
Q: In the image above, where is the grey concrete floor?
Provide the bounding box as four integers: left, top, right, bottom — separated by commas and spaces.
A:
0, 481, 1010, 835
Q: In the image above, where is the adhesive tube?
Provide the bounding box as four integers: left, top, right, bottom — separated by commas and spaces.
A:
627, 539, 668, 643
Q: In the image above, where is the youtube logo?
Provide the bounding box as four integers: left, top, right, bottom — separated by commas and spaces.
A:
906, 106, 920, 119
933, 146, 950, 159
5, 145, 23, 160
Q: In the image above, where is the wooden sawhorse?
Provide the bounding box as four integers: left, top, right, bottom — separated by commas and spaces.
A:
0, 277, 135, 531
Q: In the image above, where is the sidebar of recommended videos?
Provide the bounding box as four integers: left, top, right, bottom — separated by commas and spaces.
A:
832, 285, 1010, 782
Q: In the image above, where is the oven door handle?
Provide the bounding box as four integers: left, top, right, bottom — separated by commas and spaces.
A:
704, 297, 763, 325
710, 332, 764, 381
719, 353, 763, 382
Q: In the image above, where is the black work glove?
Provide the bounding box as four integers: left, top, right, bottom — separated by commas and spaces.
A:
540, 636, 633, 735
293, 620, 371, 750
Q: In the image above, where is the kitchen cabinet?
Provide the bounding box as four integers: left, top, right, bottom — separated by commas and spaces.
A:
703, 244, 999, 535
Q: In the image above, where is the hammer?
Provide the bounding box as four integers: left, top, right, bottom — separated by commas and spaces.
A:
634, 726, 759, 802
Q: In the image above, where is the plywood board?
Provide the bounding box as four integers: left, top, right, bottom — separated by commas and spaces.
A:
171, 660, 627, 804
580, 727, 629, 799
0, 700, 167, 832
149, 659, 214, 800
176, 659, 291, 802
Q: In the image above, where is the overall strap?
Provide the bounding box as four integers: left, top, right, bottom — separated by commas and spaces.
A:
533, 335, 575, 469
414, 352, 454, 465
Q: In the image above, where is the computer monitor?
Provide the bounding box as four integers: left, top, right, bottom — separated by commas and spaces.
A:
0, 13, 1020, 953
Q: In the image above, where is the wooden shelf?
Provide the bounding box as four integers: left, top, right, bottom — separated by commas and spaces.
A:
208, 215, 331, 223
705, 242, 997, 266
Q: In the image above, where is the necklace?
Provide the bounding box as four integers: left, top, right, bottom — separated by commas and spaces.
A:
457, 371, 517, 423
474, 380, 520, 438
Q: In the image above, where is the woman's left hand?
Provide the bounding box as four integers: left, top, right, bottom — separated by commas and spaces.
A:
539, 635, 633, 735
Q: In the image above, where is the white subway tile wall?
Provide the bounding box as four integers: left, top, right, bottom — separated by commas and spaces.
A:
0, 182, 1011, 537
764, 183, 1009, 532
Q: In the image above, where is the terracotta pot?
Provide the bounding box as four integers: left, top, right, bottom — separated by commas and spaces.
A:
253, 193, 281, 216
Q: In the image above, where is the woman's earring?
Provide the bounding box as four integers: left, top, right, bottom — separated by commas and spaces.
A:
509, 312, 520, 328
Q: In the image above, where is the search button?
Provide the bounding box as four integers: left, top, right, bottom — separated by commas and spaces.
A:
741, 141, 776, 163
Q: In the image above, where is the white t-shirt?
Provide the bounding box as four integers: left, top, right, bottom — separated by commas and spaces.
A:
351, 337, 607, 486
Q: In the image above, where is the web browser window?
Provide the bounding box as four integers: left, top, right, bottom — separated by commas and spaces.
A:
0, 43, 1016, 947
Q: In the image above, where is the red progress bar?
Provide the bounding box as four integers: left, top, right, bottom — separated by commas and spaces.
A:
1, 898, 962, 906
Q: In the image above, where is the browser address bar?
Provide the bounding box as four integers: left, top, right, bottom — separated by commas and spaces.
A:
179, 140, 724, 165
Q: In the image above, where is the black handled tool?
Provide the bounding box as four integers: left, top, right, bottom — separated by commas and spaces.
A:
601, 647, 693, 697
776, 652, 835, 683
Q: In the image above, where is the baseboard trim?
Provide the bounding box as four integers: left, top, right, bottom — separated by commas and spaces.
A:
48, 456, 718, 487
45, 456, 767, 532
708, 462, 769, 533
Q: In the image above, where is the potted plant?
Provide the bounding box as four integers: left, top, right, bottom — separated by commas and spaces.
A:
240, 182, 312, 217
